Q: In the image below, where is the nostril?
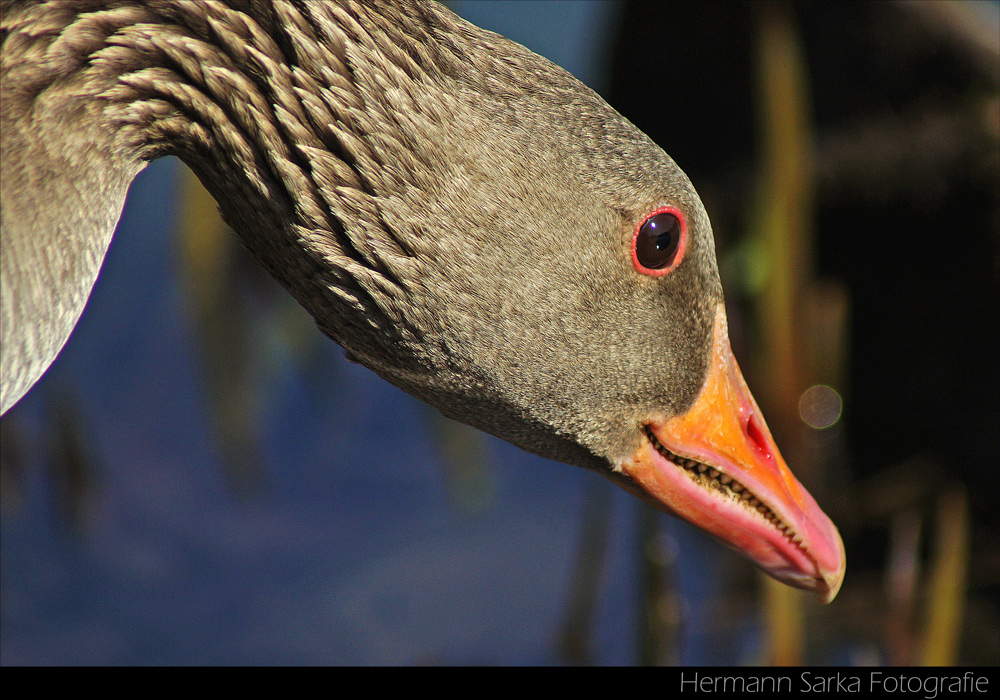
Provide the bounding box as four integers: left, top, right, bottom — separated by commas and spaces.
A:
746, 413, 771, 460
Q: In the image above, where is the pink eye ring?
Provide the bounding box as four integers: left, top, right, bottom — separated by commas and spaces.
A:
631, 205, 687, 275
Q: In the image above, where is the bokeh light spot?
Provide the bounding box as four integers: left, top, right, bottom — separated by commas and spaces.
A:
799, 385, 843, 429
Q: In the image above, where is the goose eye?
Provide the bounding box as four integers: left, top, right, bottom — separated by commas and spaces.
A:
632, 206, 687, 275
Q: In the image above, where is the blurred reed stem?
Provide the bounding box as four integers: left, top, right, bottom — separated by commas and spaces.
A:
751, 0, 815, 665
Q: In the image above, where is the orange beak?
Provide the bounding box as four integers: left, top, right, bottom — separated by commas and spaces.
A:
620, 304, 845, 603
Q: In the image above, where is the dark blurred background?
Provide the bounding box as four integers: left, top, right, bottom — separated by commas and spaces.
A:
1, 0, 997, 665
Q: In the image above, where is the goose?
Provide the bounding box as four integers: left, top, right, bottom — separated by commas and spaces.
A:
0, 0, 845, 601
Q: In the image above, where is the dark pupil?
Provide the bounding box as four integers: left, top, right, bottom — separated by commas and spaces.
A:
636, 213, 680, 269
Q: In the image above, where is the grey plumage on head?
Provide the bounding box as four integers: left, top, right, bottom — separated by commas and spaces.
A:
1, 0, 720, 475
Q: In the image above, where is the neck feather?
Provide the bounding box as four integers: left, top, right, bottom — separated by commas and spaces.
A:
0, 0, 474, 412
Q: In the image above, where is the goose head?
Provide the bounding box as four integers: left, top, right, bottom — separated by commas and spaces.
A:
0, 0, 844, 600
